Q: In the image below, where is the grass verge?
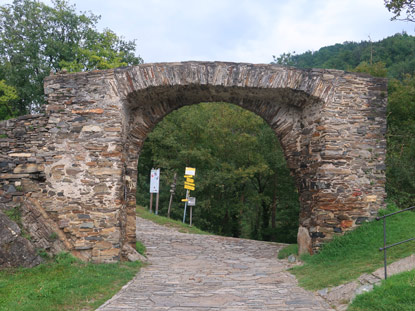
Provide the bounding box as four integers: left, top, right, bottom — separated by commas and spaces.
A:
136, 205, 210, 235
277, 244, 298, 259
291, 205, 415, 290
0, 252, 142, 311
135, 240, 146, 256
348, 270, 415, 311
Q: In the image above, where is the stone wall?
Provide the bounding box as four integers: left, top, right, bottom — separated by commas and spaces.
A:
0, 62, 388, 264
0, 114, 67, 266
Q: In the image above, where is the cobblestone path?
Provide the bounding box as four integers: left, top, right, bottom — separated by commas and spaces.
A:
97, 217, 334, 311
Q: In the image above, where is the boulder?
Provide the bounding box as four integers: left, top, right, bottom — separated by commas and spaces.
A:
297, 226, 312, 255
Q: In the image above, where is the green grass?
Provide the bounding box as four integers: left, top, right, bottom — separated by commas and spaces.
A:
348, 270, 415, 311
278, 244, 298, 259
291, 205, 415, 290
0, 252, 142, 311
135, 241, 146, 256
136, 205, 210, 235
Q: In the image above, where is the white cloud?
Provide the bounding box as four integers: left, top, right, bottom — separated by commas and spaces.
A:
1, 0, 414, 63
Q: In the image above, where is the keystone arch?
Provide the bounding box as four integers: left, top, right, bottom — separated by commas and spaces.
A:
1, 62, 387, 263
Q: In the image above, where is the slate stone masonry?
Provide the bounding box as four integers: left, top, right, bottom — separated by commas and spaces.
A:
0, 62, 387, 263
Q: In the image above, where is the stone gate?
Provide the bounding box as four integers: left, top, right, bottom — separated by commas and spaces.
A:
0, 62, 387, 263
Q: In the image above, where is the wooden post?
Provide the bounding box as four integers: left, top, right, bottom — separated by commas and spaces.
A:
149, 193, 153, 213
155, 192, 160, 215
167, 173, 177, 218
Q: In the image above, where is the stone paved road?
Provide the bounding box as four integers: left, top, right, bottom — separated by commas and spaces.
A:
97, 217, 334, 311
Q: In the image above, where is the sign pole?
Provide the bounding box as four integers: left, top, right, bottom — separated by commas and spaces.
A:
155, 192, 159, 215
149, 168, 160, 214
190, 205, 193, 227
167, 173, 177, 218
182, 167, 196, 224
183, 189, 189, 223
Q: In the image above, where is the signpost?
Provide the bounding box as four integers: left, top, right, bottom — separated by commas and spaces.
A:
149, 168, 160, 214
167, 173, 177, 218
188, 197, 196, 226
182, 167, 196, 224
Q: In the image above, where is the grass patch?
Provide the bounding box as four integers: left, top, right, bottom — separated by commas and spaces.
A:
291, 205, 415, 290
277, 244, 298, 259
0, 252, 142, 311
4, 205, 22, 226
348, 270, 415, 311
136, 205, 210, 235
135, 241, 146, 256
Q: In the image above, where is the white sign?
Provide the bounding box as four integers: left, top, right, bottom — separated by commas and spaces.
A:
185, 167, 196, 176
188, 197, 196, 206
149, 168, 160, 193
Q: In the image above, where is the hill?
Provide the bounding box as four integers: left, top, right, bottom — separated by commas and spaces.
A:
273, 32, 415, 79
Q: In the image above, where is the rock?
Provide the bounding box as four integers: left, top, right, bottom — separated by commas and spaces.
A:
287, 254, 296, 263
355, 284, 373, 296
297, 226, 312, 255
122, 244, 148, 263
6, 185, 16, 193
318, 288, 328, 297
326, 281, 359, 304
0, 211, 42, 268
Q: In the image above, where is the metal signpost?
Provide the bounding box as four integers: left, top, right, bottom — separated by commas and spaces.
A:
188, 197, 196, 226
149, 168, 160, 214
182, 167, 196, 224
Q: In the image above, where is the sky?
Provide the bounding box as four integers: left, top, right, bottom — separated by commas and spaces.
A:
1, 0, 414, 64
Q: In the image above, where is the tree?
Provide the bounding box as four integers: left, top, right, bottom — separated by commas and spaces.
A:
386, 75, 415, 207
385, 0, 415, 22
352, 61, 388, 77
0, 80, 18, 119
136, 102, 300, 243
0, 0, 142, 117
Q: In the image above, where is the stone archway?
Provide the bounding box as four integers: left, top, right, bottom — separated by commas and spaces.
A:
0, 62, 387, 263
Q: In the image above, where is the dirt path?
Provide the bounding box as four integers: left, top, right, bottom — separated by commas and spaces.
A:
97, 217, 334, 310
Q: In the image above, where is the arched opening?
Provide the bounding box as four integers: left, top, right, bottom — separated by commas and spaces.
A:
121, 84, 325, 251
135, 102, 300, 243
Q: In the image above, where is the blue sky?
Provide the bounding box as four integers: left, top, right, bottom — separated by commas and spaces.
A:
1, 0, 414, 63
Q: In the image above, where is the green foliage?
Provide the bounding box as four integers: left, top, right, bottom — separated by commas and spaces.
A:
0, 80, 18, 119
4, 205, 22, 227
59, 28, 141, 72
385, 0, 415, 22
386, 75, 415, 207
272, 33, 415, 79
36, 248, 50, 260
0, 0, 142, 117
49, 232, 58, 241
348, 270, 415, 311
136, 103, 300, 243
0, 252, 142, 311
352, 61, 388, 77
291, 205, 415, 290
277, 244, 298, 259
135, 240, 146, 256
